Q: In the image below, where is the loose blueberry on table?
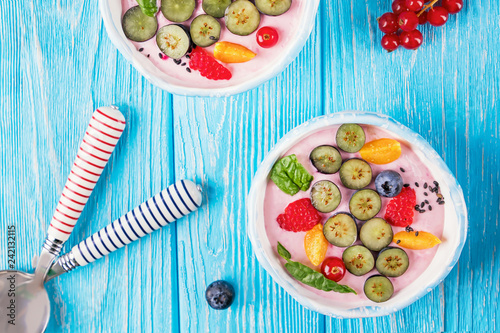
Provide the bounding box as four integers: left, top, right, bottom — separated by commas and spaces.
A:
378, 0, 463, 52
206, 280, 235, 310
269, 123, 445, 302
121, 0, 290, 81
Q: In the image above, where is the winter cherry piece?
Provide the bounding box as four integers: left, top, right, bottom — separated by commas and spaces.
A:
398, 11, 419, 32
442, 0, 463, 14
381, 34, 400, 52
427, 6, 449, 26
378, 13, 399, 34
404, 0, 424, 12
256, 27, 279, 48
392, 0, 409, 15
400, 29, 423, 50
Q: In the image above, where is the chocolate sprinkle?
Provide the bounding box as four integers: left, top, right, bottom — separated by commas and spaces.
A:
139, 48, 144, 52
147, 54, 150, 57
181, 62, 186, 66
424, 192, 428, 196
186, 55, 190, 59
421, 202, 425, 208
434, 181, 439, 186
396, 240, 401, 244
400, 167, 406, 172
186, 68, 191, 73
415, 182, 419, 187
406, 226, 414, 232
428, 205, 432, 211
404, 184, 410, 187
158, 52, 163, 59
424, 183, 428, 189
419, 210, 426, 213
174, 59, 182, 65
415, 231, 419, 236
425, 200, 429, 204
415, 205, 420, 210
439, 201, 445, 205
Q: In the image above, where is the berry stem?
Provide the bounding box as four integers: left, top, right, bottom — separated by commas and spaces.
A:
417, 0, 439, 16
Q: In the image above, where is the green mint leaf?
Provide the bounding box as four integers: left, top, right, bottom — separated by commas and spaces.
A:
284, 262, 356, 295
136, 0, 158, 17
270, 155, 313, 196
277, 242, 292, 261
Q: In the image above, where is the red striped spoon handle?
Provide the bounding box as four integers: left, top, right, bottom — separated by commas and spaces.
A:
47, 106, 125, 242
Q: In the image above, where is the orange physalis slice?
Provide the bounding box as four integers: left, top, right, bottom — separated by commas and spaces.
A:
213, 41, 256, 63
304, 224, 329, 266
393, 231, 442, 250
359, 138, 402, 164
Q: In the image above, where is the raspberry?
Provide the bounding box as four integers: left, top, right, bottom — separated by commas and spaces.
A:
384, 187, 417, 227
277, 198, 322, 232
189, 47, 232, 81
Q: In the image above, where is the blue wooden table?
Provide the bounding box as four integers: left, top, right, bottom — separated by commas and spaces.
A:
0, 0, 499, 332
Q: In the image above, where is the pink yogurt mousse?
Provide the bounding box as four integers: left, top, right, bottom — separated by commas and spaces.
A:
121, 0, 306, 89
264, 125, 445, 304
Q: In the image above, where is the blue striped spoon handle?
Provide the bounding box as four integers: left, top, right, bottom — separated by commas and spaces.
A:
52, 180, 202, 272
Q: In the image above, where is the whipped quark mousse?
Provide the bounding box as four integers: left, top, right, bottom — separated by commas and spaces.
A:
121, 0, 307, 89
264, 124, 445, 304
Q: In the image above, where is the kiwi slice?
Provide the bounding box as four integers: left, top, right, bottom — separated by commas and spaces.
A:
156, 25, 191, 59
349, 189, 381, 221
122, 6, 158, 42
202, 0, 232, 18
310, 180, 341, 213
255, 0, 292, 16
364, 275, 394, 303
342, 245, 375, 276
323, 213, 357, 247
339, 158, 373, 190
359, 218, 394, 251
336, 124, 366, 153
309, 145, 342, 174
225, 0, 261, 36
376, 247, 409, 277
161, 0, 196, 23
190, 15, 221, 47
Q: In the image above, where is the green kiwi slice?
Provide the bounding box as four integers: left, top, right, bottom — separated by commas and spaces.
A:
349, 189, 381, 221
190, 15, 221, 47
255, 0, 292, 16
364, 275, 394, 302
161, 0, 196, 23
122, 6, 158, 42
339, 158, 373, 190
225, 0, 261, 36
202, 0, 232, 18
323, 213, 357, 247
336, 124, 366, 153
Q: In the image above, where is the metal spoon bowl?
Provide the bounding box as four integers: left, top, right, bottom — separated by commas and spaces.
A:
0, 270, 50, 333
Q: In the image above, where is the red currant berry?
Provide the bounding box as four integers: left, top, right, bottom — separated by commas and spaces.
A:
392, 0, 409, 15
427, 7, 449, 26
321, 257, 346, 282
405, 0, 424, 11
418, 11, 428, 25
381, 34, 400, 52
398, 11, 419, 31
256, 27, 279, 48
442, 0, 463, 14
378, 13, 399, 34
400, 29, 423, 50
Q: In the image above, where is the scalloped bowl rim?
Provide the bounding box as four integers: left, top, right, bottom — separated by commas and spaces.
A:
98, 0, 320, 97
247, 111, 468, 318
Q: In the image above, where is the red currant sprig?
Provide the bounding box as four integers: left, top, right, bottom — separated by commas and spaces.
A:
377, 0, 463, 52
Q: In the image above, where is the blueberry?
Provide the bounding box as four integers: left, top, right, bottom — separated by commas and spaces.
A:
205, 280, 235, 310
375, 170, 403, 197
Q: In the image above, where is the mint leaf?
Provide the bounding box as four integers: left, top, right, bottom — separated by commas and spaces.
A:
277, 243, 356, 295
277, 242, 291, 260
270, 155, 313, 196
136, 0, 158, 17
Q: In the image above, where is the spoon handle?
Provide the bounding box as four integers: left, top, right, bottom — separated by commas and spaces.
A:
46, 107, 125, 244
52, 180, 202, 273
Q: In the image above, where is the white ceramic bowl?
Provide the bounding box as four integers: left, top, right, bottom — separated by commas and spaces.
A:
247, 111, 468, 318
99, 0, 320, 97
